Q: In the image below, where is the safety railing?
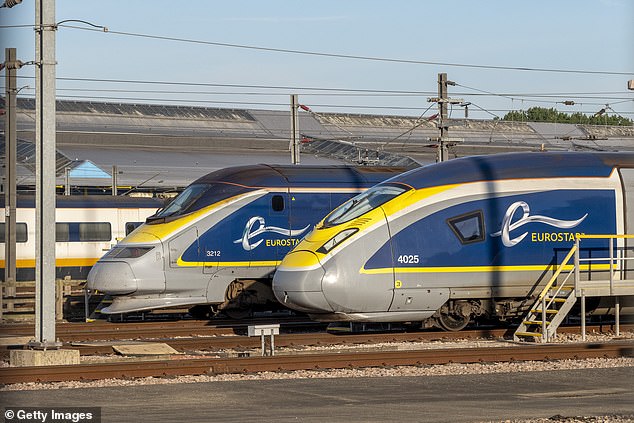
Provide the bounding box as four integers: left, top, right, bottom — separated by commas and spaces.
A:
573, 234, 634, 340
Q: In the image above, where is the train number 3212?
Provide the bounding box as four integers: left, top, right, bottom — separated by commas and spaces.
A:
397, 254, 419, 264
206, 250, 221, 257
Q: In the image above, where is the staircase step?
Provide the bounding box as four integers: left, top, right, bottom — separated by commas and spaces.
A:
523, 320, 550, 326
545, 297, 567, 303
515, 332, 543, 338
531, 309, 558, 314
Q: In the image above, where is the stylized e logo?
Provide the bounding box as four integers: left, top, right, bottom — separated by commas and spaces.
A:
491, 201, 587, 247
234, 216, 310, 251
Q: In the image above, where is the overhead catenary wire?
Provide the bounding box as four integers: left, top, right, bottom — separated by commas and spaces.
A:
50, 23, 633, 77
7, 76, 633, 105
2, 21, 632, 76
10, 93, 634, 117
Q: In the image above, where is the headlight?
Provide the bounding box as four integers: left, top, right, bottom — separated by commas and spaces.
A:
104, 246, 154, 259
317, 228, 358, 254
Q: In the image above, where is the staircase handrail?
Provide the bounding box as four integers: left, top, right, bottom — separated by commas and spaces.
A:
536, 245, 577, 303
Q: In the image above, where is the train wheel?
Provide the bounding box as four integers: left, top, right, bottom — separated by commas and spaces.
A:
188, 305, 213, 319
437, 311, 470, 331
223, 307, 252, 320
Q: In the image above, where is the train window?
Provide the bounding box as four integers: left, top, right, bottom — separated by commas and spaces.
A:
324, 183, 408, 227
271, 195, 284, 212
56, 223, 70, 242
447, 211, 485, 245
148, 182, 251, 223
79, 223, 111, 242
55, 222, 111, 242
0, 223, 28, 243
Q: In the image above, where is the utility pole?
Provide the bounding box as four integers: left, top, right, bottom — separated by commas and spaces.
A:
31, 0, 58, 349
437, 73, 451, 162
4, 48, 18, 286
428, 73, 463, 162
112, 165, 118, 195
290, 94, 300, 165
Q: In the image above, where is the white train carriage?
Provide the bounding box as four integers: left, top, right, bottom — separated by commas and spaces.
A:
1, 195, 163, 281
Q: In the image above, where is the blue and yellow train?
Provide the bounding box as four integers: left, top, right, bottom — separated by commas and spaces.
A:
87, 164, 405, 317
272, 152, 634, 329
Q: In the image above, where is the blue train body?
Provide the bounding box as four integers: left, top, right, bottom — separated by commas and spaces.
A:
273, 152, 634, 328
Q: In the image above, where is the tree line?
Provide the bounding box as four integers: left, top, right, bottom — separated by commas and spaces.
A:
502, 107, 632, 126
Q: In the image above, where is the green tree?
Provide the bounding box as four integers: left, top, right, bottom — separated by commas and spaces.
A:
503, 107, 632, 126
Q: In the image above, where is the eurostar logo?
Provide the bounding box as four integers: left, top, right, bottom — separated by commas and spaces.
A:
234, 216, 310, 251
491, 201, 588, 247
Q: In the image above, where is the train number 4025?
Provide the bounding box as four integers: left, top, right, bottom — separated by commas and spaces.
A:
397, 254, 419, 264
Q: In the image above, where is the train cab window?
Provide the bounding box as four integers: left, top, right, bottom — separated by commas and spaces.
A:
271, 195, 285, 212
0, 223, 28, 243
148, 182, 251, 223
447, 211, 485, 244
324, 183, 408, 227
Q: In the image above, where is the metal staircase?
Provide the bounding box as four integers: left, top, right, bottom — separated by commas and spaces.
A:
514, 246, 578, 342
514, 234, 634, 343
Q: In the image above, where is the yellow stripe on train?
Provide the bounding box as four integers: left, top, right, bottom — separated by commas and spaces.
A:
360, 263, 613, 275
0, 258, 101, 268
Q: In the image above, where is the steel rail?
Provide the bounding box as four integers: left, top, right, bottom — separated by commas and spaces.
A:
1, 341, 632, 384
2, 324, 631, 359
0, 318, 324, 341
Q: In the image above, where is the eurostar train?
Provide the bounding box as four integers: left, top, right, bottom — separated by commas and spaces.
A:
0, 195, 163, 281
272, 152, 634, 329
86, 164, 406, 317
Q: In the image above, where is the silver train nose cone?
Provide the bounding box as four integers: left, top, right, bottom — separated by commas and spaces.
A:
87, 261, 137, 295
272, 251, 334, 314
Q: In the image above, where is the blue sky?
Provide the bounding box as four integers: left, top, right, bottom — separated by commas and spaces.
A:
1, 0, 633, 119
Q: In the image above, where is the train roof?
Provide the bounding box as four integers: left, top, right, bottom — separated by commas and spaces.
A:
392, 152, 634, 189
1, 195, 165, 209
191, 164, 407, 188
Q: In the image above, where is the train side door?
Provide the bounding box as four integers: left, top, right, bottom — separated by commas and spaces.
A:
168, 226, 199, 268
386, 208, 450, 313
267, 191, 291, 264
165, 226, 203, 294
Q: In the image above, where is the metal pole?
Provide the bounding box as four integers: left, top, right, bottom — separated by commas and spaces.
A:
437, 73, 448, 163
609, 237, 614, 296
581, 291, 586, 341
64, 166, 70, 195
31, 0, 58, 348
4, 48, 17, 285
541, 296, 547, 342
615, 296, 620, 337
574, 237, 580, 295
112, 165, 117, 196
290, 94, 300, 165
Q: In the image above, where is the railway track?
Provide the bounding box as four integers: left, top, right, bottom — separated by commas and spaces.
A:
2, 323, 631, 358
2, 319, 629, 343
0, 317, 325, 341
1, 341, 632, 384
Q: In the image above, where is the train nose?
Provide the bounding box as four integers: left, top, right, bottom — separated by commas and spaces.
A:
87, 261, 137, 295
272, 251, 334, 314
